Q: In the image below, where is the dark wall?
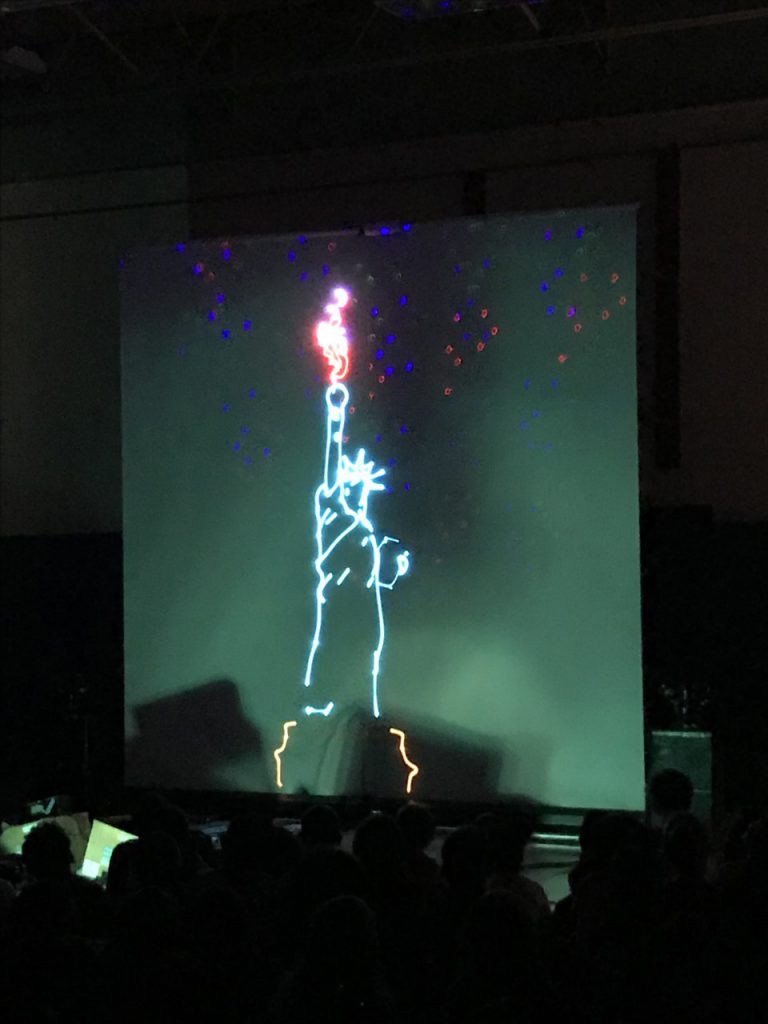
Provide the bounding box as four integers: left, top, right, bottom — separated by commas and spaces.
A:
1, 534, 123, 804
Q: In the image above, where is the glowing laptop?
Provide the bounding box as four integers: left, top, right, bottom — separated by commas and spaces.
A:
79, 819, 137, 881
0, 813, 90, 868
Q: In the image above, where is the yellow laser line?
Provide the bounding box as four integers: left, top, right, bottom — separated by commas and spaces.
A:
274, 720, 297, 789
389, 727, 419, 795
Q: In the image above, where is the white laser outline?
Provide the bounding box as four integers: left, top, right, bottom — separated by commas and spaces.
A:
302, 289, 410, 719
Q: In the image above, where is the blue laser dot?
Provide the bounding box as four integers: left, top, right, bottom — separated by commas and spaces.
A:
483, 258, 491, 269
402, 223, 412, 232
298, 234, 307, 244
244, 455, 253, 465
386, 334, 396, 344
288, 251, 296, 262
546, 306, 556, 316
404, 482, 412, 491
233, 441, 241, 451
241, 425, 249, 434
400, 425, 408, 434
371, 307, 379, 317
544, 230, 552, 241
221, 329, 230, 339
217, 293, 225, 303
222, 247, 231, 261
405, 361, 414, 372
463, 332, 471, 341
376, 349, 384, 359
386, 366, 394, 376
208, 311, 217, 321
551, 379, 559, 388
375, 434, 382, 443
194, 263, 203, 275
399, 295, 408, 306
389, 458, 397, 466
482, 330, 490, 341
554, 267, 564, 278
243, 320, 251, 331
576, 226, 585, 238
540, 283, 549, 292
222, 404, 230, 412
300, 271, 308, 281
380, 226, 390, 236
524, 378, 531, 390
249, 388, 257, 398
176, 242, 186, 252
322, 265, 330, 275
455, 264, 461, 273
532, 410, 541, 418
386, 485, 395, 494
263, 447, 271, 457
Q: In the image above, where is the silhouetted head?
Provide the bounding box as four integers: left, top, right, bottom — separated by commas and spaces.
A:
352, 813, 406, 878
649, 769, 694, 823
396, 801, 435, 852
22, 821, 73, 882
106, 838, 141, 901
301, 804, 341, 848
290, 846, 365, 917
132, 794, 190, 848
442, 825, 488, 896
663, 813, 709, 879
478, 811, 534, 876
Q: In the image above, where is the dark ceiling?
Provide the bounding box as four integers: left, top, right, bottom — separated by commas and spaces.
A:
1, 1, 767, 161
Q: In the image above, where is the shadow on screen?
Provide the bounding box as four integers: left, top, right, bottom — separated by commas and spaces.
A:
126, 679, 263, 790
333, 710, 505, 802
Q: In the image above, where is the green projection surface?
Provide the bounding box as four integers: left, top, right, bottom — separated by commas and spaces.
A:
122, 208, 644, 808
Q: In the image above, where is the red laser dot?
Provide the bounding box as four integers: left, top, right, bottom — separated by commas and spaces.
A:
619, 295, 627, 306
602, 310, 611, 320
477, 341, 486, 351
610, 272, 620, 284
491, 326, 499, 336
481, 309, 489, 319
558, 354, 568, 363
454, 356, 462, 366
445, 344, 454, 354
574, 323, 583, 333
580, 273, 589, 283
378, 375, 385, 384
444, 387, 453, 396
350, 406, 356, 414
453, 313, 461, 322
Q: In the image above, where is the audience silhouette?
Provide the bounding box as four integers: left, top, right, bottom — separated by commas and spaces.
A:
0, 773, 764, 1023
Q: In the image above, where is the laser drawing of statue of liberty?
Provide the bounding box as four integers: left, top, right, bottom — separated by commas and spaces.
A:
273, 287, 419, 794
